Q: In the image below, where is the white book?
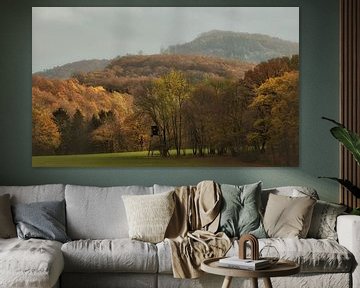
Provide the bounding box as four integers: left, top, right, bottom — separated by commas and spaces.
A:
218, 257, 271, 270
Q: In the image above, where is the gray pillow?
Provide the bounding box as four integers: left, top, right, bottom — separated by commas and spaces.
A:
218, 182, 266, 238
12, 200, 70, 243
0, 194, 16, 238
307, 200, 347, 240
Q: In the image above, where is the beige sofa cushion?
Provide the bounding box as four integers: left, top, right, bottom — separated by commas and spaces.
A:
65, 185, 153, 239
263, 193, 316, 238
62, 239, 158, 273
0, 238, 63, 288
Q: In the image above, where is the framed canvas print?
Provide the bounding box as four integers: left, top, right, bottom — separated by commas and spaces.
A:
32, 7, 299, 167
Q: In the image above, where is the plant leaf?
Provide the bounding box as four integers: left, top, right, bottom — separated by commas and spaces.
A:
330, 126, 360, 165
322, 117, 360, 164
321, 116, 344, 127
319, 177, 360, 198
351, 208, 360, 215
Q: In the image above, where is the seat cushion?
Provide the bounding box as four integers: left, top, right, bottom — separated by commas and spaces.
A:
229, 238, 354, 273
0, 238, 64, 288
157, 238, 354, 274
61, 273, 157, 288
65, 185, 153, 239
156, 240, 173, 274
262, 238, 353, 272
61, 239, 158, 273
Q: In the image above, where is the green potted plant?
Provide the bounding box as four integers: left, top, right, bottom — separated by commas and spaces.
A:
320, 117, 360, 215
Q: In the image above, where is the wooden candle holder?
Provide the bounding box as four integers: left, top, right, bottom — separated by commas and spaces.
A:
238, 234, 259, 260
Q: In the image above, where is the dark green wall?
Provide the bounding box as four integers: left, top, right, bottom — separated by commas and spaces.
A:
0, 0, 340, 202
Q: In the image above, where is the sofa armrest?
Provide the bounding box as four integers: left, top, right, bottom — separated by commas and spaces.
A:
337, 215, 360, 288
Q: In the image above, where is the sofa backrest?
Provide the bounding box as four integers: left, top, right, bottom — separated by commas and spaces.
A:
0, 184, 320, 240
0, 184, 65, 204
65, 184, 153, 240
153, 184, 176, 194
154, 184, 319, 208
261, 186, 319, 212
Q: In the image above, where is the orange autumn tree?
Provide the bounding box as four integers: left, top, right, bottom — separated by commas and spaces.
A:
248, 71, 299, 165
32, 76, 139, 155
32, 106, 61, 155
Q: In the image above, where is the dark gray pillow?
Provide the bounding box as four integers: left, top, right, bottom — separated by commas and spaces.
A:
0, 194, 16, 238
218, 182, 266, 238
12, 200, 70, 243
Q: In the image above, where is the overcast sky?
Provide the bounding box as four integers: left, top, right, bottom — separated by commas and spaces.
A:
32, 7, 299, 73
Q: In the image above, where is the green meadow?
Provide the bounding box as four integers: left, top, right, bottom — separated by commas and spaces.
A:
32, 150, 266, 168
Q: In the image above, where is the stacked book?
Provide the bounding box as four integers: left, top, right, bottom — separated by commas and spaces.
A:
218, 257, 271, 270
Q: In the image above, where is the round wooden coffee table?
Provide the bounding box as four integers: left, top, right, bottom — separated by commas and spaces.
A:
201, 257, 300, 288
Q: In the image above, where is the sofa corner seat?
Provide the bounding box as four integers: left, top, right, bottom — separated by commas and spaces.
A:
0, 184, 66, 288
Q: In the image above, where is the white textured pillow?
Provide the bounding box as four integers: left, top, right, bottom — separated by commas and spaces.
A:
122, 191, 175, 243
307, 200, 347, 240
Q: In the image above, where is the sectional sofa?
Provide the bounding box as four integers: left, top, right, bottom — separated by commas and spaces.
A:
0, 183, 359, 288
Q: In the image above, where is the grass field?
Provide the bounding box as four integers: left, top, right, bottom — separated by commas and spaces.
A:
32, 150, 267, 167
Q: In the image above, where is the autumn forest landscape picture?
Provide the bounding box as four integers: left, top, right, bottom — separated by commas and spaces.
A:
32, 7, 299, 167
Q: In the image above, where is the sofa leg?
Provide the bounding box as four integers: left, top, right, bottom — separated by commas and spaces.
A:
221, 276, 232, 288
251, 278, 258, 288
263, 277, 273, 288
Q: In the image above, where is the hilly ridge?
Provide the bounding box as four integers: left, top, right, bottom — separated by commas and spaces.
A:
34, 30, 298, 80
163, 30, 299, 63
34, 59, 110, 79
74, 54, 255, 93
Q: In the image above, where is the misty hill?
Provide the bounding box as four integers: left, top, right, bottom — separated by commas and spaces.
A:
34, 59, 110, 79
75, 54, 255, 93
163, 30, 299, 63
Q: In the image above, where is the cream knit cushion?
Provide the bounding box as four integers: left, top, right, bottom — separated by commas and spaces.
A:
122, 191, 175, 243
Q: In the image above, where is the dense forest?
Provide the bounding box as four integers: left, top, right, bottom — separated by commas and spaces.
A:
32, 53, 299, 166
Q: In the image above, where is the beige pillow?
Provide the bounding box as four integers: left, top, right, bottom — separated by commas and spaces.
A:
0, 194, 16, 238
122, 191, 175, 243
263, 193, 316, 238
